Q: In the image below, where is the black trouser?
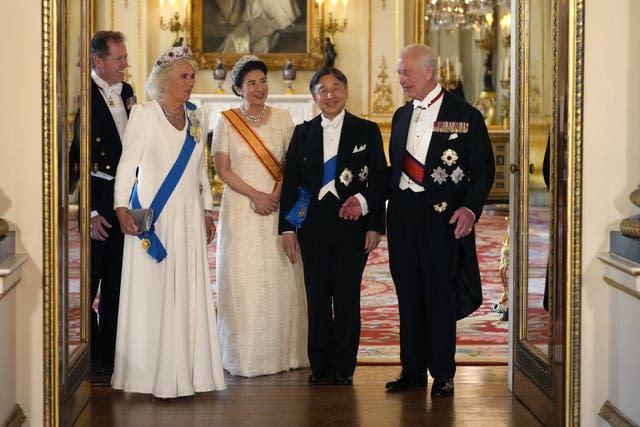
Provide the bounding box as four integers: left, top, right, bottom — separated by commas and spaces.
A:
298, 195, 368, 377
89, 179, 124, 365
387, 189, 458, 380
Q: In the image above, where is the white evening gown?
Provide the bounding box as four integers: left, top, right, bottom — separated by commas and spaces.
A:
112, 101, 226, 397
211, 107, 309, 377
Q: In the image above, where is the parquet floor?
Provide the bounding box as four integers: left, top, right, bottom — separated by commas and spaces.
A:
74, 365, 542, 427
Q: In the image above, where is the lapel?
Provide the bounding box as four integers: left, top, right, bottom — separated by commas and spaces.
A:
425, 91, 459, 162
307, 115, 325, 186
393, 102, 413, 165
335, 111, 356, 180
91, 80, 119, 133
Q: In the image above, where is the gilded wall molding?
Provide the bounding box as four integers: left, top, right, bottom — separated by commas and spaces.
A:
371, 56, 394, 114
41, 0, 58, 424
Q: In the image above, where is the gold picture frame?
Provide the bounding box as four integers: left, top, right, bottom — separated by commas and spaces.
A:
190, 0, 324, 70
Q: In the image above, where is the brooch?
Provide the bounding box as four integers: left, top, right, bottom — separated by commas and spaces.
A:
339, 168, 353, 186
441, 149, 458, 166
358, 165, 369, 182
187, 109, 202, 143
431, 166, 448, 185
434, 201, 448, 213
450, 167, 465, 184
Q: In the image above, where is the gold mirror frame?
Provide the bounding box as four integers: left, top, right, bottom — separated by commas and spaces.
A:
189, 0, 324, 70
43, 0, 92, 424
512, 0, 583, 424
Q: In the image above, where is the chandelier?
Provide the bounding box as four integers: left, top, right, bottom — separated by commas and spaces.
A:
425, 0, 509, 33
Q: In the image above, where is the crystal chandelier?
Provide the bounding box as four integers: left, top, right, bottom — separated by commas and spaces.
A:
425, 0, 509, 33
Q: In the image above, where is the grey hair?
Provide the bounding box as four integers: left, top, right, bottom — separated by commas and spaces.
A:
399, 44, 438, 72
145, 58, 198, 100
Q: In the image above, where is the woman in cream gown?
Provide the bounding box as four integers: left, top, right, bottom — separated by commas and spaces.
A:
212, 55, 308, 377
112, 46, 226, 397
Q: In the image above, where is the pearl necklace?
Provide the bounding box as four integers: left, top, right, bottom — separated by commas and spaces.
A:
240, 104, 267, 123
160, 102, 185, 127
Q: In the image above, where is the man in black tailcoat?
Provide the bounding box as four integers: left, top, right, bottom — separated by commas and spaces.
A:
70, 30, 135, 375
375, 44, 495, 397
279, 67, 387, 385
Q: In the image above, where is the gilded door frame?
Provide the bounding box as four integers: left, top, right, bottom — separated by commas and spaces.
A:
511, 0, 583, 424
43, 0, 92, 424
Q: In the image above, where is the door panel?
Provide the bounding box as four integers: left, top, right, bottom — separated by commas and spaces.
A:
512, 0, 583, 425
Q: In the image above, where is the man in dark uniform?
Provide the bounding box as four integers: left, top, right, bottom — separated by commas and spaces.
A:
381, 44, 495, 397
70, 30, 135, 375
279, 67, 387, 385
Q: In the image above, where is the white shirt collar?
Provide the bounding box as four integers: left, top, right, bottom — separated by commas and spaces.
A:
412, 83, 443, 109
91, 70, 123, 95
321, 109, 346, 129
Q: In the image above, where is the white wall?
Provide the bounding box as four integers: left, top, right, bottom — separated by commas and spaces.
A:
0, 1, 44, 426
582, 0, 640, 425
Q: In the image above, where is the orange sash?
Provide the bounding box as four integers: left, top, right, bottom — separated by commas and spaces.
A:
221, 109, 283, 182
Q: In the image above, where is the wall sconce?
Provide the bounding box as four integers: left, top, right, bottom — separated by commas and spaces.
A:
159, 0, 188, 46
316, 0, 349, 37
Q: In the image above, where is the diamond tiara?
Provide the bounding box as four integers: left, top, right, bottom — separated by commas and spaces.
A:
154, 45, 193, 71
231, 55, 261, 84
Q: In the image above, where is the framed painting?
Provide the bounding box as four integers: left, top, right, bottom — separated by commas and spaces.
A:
190, 0, 324, 70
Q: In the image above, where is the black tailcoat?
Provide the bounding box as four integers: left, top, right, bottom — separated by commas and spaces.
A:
279, 111, 386, 377
386, 91, 495, 378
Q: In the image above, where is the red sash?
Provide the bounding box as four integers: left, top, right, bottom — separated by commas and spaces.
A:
403, 151, 425, 185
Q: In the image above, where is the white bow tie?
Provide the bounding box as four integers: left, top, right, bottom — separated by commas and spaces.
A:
107, 82, 123, 96
97, 81, 123, 97
412, 99, 427, 109
321, 118, 341, 129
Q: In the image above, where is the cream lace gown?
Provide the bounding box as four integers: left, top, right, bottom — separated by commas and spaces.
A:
112, 101, 226, 397
212, 107, 309, 377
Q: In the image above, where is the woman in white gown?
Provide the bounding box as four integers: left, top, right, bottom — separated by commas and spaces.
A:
112, 45, 226, 398
212, 55, 308, 377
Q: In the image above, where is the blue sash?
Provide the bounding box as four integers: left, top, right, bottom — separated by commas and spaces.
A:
284, 186, 311, 228
322, 155, 337, 187
131, 101, 199, 262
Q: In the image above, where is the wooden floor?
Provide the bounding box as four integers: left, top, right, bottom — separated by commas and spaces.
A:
75, 365, 542, 427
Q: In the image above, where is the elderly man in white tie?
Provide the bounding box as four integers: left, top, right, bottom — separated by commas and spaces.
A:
279, 67, 387, 386
377, 44, 495, 398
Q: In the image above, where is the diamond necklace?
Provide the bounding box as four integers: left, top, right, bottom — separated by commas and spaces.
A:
159, 102, 186, 126
240, 104, 267, 123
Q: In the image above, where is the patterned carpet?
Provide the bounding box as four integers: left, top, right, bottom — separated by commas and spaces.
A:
69, 204, 550, 366
357, 210, 512, 365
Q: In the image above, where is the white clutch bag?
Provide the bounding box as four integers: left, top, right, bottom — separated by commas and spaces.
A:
127, 208, 153, 232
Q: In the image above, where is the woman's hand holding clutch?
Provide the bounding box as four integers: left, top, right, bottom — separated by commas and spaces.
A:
116, 207, 140, 235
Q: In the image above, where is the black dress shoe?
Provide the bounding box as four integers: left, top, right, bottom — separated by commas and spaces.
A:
308, 371, 330, 385
431, 378, 454, 397
385, 371, 427, 391
332, 374, 353, 386
91, 360, 113, 376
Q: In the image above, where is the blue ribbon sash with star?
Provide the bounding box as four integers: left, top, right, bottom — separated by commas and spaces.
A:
284, 186, 312, 228
130, 101, 199, 262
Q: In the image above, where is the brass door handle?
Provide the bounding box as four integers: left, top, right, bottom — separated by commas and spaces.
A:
509, 164, 519, 173
529, 163, 535, 174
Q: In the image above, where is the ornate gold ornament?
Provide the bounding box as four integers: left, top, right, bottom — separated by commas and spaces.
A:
372, 57, 394, 114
